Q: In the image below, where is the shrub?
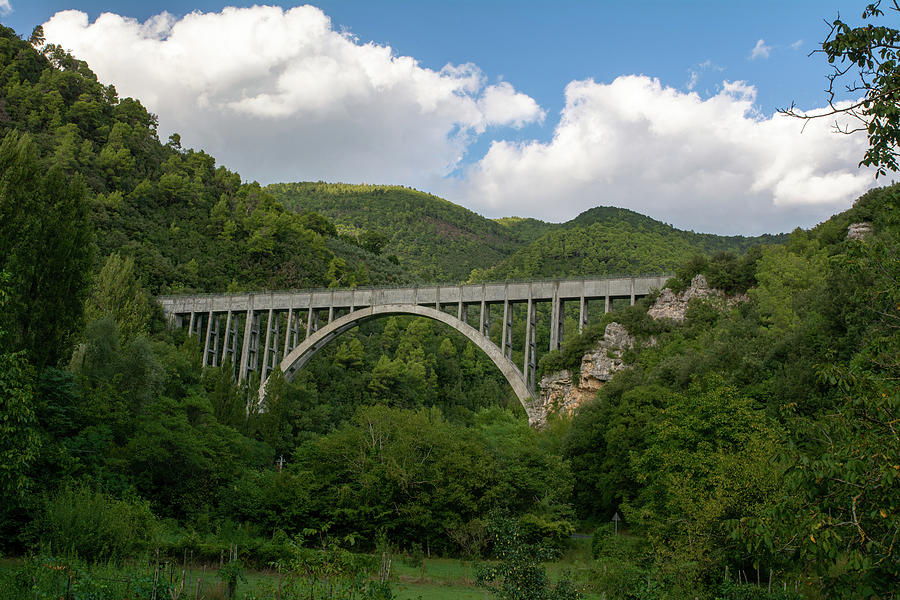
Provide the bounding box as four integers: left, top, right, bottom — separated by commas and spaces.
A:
32, 484, 157, 563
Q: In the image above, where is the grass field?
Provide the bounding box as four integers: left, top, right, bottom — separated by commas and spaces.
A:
0, 537, 602, 599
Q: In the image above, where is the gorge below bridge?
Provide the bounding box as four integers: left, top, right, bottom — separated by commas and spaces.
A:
159, 275, 670, 425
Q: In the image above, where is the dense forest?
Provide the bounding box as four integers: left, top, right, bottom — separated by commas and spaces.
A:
0, 19, 898, 600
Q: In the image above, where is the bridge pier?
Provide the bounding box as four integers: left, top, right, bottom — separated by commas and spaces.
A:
523, 296, 537, 391
501, 299, 512, 358
579, 295, 587, 334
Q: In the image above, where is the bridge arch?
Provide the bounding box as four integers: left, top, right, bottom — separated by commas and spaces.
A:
260, 304, 540, 424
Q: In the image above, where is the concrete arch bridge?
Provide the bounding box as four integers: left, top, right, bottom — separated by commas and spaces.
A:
159, 275, 669, 425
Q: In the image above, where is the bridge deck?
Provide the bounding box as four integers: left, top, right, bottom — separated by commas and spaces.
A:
159, 275, 671, 315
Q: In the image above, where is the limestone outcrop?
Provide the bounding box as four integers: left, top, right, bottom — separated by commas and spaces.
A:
847, 222, 872, 240
535, 322, 635, 426
647, 274, 746, 322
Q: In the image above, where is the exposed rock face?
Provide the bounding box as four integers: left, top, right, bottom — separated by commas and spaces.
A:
533, 276, 749, 426
647, 274, 747, 322
535, 322, 635, 426
847, 222, 873, 240
647, 274, 717, 322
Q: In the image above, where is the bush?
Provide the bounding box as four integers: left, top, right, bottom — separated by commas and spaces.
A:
32, 484, 157, 562
589, 526, 651, 599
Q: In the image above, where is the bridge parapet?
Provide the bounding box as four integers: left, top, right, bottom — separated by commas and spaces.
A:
159, 274, 671, 424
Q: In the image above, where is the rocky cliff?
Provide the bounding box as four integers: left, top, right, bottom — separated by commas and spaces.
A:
647, 274, 746, 322
534, 274, 746, 424
534, 322, 634, 426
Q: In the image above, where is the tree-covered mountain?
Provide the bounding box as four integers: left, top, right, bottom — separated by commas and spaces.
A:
269, 182, 788, 284
473, 206, 788, 281
266, 181, 555, 282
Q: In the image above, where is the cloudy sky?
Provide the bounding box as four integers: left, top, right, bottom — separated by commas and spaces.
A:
2, 1, 884, 234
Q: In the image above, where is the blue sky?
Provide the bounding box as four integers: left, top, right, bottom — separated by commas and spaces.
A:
0, 1, 880, 234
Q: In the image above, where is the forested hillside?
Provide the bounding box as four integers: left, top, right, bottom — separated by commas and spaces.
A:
554, 185, 899, 598
0, 26, 406, 295
473, 206, 787, 280
269, 182, 786, 283
266, 181, 554, 281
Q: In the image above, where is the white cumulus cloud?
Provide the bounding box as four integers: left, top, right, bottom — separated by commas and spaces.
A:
750, 39, 771, 59
0, 1, 11, 16
41, 6, 543, 185
43, 8, 877, 235
443, 75, 874, 234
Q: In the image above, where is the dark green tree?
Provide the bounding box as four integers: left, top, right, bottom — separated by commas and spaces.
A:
0, 131, 93, 368
475, 513, 581, 600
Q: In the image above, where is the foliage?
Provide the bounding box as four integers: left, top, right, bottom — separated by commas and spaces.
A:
475, 513, 581, 600
33, 484, 157, 562
278, 534, 393, 600
0, 556, 175, 600
743, 201, 900, 598
626, 376, 782, 592
0, 130, 93, 368
0, 348, 39, 501
267, 182, 540, 282
588, 526, 653, 600
84, 252, 155, 341
666, 248, 763, 295
218, 559, 246, 599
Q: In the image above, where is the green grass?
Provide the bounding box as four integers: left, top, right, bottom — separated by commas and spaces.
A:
392, 582, 489, 600
1, 540, 605, 600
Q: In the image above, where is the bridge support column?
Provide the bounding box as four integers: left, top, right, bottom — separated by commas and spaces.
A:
480, 299, 490, 336
204, 311, 221, 367
328, 306, 334, 324
262, 309, 274, 379
605, 295, 611, 313
501, 299, 513, 359
188, 312, 196, 337
222, 310, 233, 366
213, 314, 222, 366
239, 310, 252, 382
550, 289, 563, 352
248, 312, 260, 378
523, 297, 536, 390
579, 295, 587, 334
283, 308, 293, 357
292, 312, 301, 348
306, 308, 318, 339
272, 313, 280, 372
239, 310, 261, 382
202, 310, 214, 367
558, 300, 564, 348
630, 278, 636, 305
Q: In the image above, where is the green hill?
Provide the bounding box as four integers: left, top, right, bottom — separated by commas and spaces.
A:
474, 206, 789, 281
0, 26, 407, 295
266, 182, 552, 282
268, 181, 787, 284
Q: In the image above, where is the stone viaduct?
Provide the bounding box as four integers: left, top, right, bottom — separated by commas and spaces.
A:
159, 275, 669, 425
